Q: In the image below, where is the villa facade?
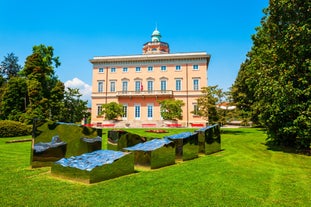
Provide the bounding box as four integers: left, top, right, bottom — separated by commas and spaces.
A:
90, 29, 211, 127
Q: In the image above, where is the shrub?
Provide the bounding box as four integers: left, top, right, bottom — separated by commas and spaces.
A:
0, 120, 32, 137
101, 102, 124, 120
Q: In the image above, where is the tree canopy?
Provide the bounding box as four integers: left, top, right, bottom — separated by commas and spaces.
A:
0, 45, 89, 124
0, 53, 21, 79
101, 102, 124, 120
158, 99, 185, 120
57, 88, 89, 123
20, 45, 64, 123
196, 85, 233, 125
232, 0, 311, 150
0, 77, 27, 120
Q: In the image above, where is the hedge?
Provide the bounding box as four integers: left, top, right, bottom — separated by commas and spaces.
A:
0, 120, 32, 137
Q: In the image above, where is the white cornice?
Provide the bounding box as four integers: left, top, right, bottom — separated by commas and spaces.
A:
90, 52, 210, 63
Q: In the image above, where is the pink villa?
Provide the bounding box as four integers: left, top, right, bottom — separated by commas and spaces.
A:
90, 28, 211, 128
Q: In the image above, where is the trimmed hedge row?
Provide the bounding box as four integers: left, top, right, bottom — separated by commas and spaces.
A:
0, 120, 32, 137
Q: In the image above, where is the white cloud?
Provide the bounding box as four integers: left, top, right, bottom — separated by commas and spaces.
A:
64, 78, 92, 105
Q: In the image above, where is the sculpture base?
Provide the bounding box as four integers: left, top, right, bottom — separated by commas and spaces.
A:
51, 150, 134, 183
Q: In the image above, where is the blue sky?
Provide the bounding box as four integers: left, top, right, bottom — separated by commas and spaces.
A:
0, 0, 268, 103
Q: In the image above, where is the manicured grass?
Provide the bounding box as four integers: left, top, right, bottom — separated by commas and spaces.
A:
1, 128, 311, 206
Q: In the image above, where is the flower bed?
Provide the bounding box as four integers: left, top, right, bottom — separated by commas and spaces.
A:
145, 129, 168, 133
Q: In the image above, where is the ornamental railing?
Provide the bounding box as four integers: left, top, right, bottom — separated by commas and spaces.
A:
116, 90, 173, 97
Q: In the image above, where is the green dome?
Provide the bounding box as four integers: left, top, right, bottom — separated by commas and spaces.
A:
152, 29, 160, 36
151, 28, 161, 42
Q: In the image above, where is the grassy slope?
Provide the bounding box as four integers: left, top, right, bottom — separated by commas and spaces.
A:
1, 128, 311, 206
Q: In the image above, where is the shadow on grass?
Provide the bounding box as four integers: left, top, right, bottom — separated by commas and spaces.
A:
220, 130, 251, 135
265, 142, 295, 153
221, 127, 265, 135
264, 141, 310, 156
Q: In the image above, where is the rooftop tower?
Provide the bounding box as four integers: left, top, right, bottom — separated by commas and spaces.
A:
142, 27, 170, 54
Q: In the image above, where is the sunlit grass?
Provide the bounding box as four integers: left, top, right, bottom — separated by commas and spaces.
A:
1, 128, 311, 206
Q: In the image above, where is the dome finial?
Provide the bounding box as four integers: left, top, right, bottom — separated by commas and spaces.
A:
151, 25, 161, 42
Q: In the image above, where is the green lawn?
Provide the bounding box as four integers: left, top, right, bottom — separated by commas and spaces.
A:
1, 128, 311, 206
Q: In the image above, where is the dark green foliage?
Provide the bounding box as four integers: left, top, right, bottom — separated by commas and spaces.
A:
0, 120, 31, 137
0, 76, 6, 115
101, 102, 124, 120
158, 99, 185, 120
58, 88, 88, 123
196, 86, 227, 125
0, 53, 21, 79
232, 0, 311, 150
20, 45, 65, 123
0, 77, 27, 121
21, 45, 60, 79
49, 81, 65, 121
0, 45, 89, 124
0, 75, 5, 86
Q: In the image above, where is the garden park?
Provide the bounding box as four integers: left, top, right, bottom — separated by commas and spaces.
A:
1, 1, 310, 206
1, 126, 311, 206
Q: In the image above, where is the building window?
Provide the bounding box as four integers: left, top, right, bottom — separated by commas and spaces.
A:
99, 68, 104, 73
193, 104, 199, 116
175, 79, 182, 91
161, 80, 167, 92
122, 105, 128, 119
135, 81, 141, 92
176, 65, 181, 71
147, 104, 153, 119
97, 105, 102, 116
135, 104, 141, 119
110, 67, 116, 73
161, 66, 167, 71
147, 80, 153, 92
136, 67, 141, 72
148, 66, 153, 71
98, 81, 104, 92
110, 81, 116, 92
122, 81, 128, 93
193, 65, 199, 70
123, 67, 128, 72
193, 79, 199, 90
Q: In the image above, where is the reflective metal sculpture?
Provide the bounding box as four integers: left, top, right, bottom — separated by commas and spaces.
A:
107, 130, 146, 151
32, 135, 67, 168
31, 120, 102, 168
165, 132, 199, 161
80, 137, 102, 153
124, 138, 175, 169
51, 150, 134, 183
196, 124, 221, 154
31, 119, 222, 183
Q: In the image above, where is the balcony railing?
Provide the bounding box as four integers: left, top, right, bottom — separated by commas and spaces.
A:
116, 90, 173, 97
91, 90, 204, 99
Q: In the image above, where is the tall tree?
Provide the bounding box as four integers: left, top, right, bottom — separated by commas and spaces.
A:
196, 85, 225, 125
0, 53, 22, 79
0, 77, 27, 121
20, 44, 64, 123
59, 88, 88, 123
0, 75, 6, 117
49, 80, 65, 121
232, 0, 311, 150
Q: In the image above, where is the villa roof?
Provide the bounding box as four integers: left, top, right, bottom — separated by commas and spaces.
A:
90, 52, 210, 63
